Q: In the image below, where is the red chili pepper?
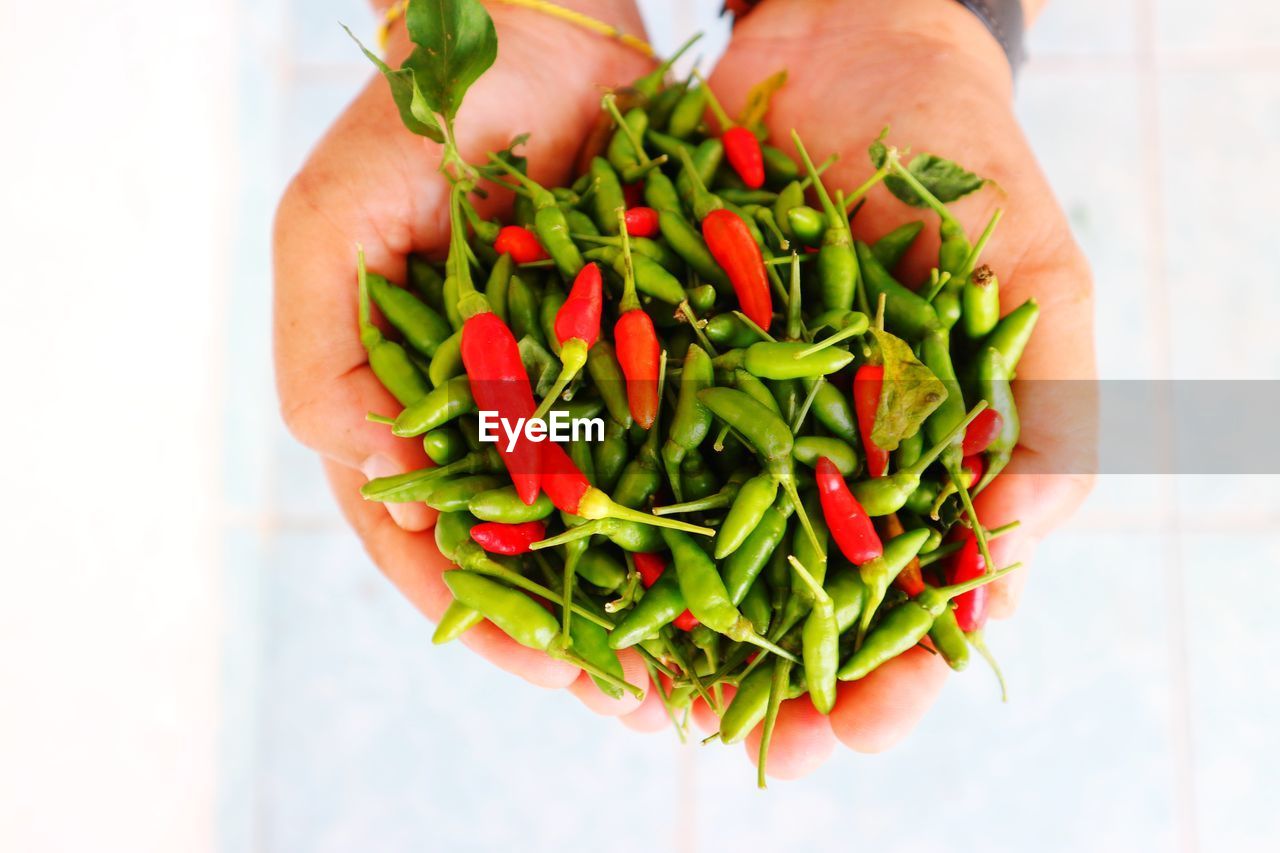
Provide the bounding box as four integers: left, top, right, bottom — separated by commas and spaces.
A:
553, 262, 603, 347
961, 408, 1005, 457
460, 311, 541, 504
539, 439, 592, 515
633, 551, 667, 588
853, 364, 889, 478
722, 126, 765, 189
615, 309, 661, 429
673, 610, 700, 631
622, 181, 645, 209
470, 521, 547, 555
701, 208, 772, 331
493, 225, 548, 264
815, 456, 883, 565
946, 528, 988, 632
624, 206, 660, 238
961, 454, 985, 487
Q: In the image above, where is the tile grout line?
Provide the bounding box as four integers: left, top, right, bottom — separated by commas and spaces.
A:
1135, 2, 1199, 851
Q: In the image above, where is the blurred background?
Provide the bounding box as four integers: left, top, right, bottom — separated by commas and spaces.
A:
2, 0, 1279, 850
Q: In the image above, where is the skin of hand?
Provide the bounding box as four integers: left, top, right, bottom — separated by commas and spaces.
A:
706, 0, 1097, 779
274, 0, 662, 716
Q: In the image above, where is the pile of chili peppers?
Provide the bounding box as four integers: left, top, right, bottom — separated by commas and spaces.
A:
352, 21, 1037, 786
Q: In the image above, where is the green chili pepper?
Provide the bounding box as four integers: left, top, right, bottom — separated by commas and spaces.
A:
730, 369, 781, 416
893, 428, 924, 471
718, 658, 774, 743
540, 284, 566, 356
644, 169, 682, 214
811, 381, 859, 446
657, 210, 731, 292
488, 156, 585, 279
772, 182, 805, 241
929, 608, 971, 671
743, 341, 853, 380
680, 449, 720, 502
468, 486, 555, 523
921, 326, 967, 473
368, 273, 451, 358
646, 80, 688, 129
423, 426, 468, 465
594, 418, 630, 492
854, 528, 932, 644
676, 139, 724, 214
662, 529, 795, 660
837, 565, 1021, 681
428, 330, 464, 387
786, 205, 825, 247
687, 283, 717, 314
432, 598, 483, 644
589, 156, 626, 235
932, 218, 971, 329
828, 569, 867, 634
741, 576, 772, 635
855, 241, 938, 339
722, 496, 794, 605
974, 347, 1020, 493
761, 144, 799, 186
576, 545, 627, 591
424, 474, 505, 512
715, 473, 779, 560
357, 250, 430, 406
444, 570, 559, 651
506, 273, 544, 346
791, 132, 858, 312
903, 478, 941, 515
962, 265, 1000, 339
662, 344, 714, 500
705, 313, 762, 348
607, 106, 656, 182
667, 84, 706, 138
793, 436, 859, 477
547, 393, 606, 424
778, 492, 829, 635
610, 570, 685, 649
590, 246, 686, 305
434, 510, 477, 560
698, 387, 823, 558
392, 375, 476, 437
360, 448, 501, 503
483, 253, 514, 325
407, 255, 446, 311
788, 556, 838, 714
441, 272, 464, 331
571, 615, 626, 699
983, 298, 1039, 374
645, 127, 696, 163
586, 342, 632, 428
871, 220, 924, 271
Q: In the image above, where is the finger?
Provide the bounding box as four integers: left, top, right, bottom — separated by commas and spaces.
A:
829, 646, 949, 753
691, 685, 735, 735
325, 460, 579, 689
568, 649, 649, 717
618, 675, 672, 734
743, 695, 837, 781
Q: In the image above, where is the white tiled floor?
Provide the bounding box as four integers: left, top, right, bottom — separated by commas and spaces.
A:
221, 1, 1280, 851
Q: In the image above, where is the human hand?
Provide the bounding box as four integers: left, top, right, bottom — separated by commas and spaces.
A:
704, 0, 1097, 778
273, 1, 674, 722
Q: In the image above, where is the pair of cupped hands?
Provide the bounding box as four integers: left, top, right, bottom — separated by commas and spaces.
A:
273, 0, 1095, 779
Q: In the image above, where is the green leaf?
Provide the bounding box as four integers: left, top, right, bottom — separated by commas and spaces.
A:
868, 126, 890, 169
883, 153, 986, 207
868, 327, 947, 451
343, 25, 444, 142
403, 0, 498, 122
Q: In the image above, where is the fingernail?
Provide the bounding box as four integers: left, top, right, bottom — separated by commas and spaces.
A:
362, 455, 424, 530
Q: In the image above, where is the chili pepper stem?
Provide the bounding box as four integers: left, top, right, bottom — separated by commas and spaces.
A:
785, 252, 803, 341
531, 338, 589, 421
781, 476, 826, 562
690, 69, 734, 131
550, 641, 645, 699
454, 549, 615, 631
786, 555, 832, 606
795, 321, 865, 358
791, 378, 822, 433
560, 550, 575, 639
842, 165, 890, 213
602, 94, 653, 167
796, 153, 838, 191
757, 658, 792, 789
948, 460, 996, 581
712, 423, 731, 452
960, 208, 1004, 279
530, 518, 606, 551
968, 629, 1008, 702
652, 492, 729, 515
678, 300, 718, 356
882, 147, 959, 228
731, 310, 777, 342
904, 401, 990, 481
740, 631, 799, 664
646, 661, 687, 742
923, 269, 952, 303
918, 520, 1021, 567
636, 646, 678, 681
664, 632, 720, 715
702, 732, 720, 745
365, 412, 396, 425
576, 488, 714, 536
